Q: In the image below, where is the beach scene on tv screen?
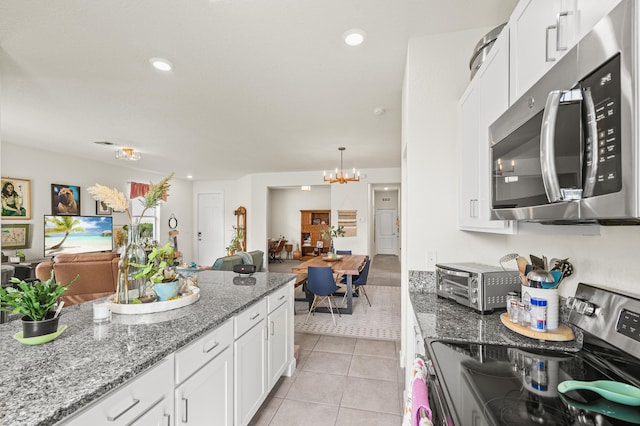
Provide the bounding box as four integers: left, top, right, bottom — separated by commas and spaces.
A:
44, 215, 113, 256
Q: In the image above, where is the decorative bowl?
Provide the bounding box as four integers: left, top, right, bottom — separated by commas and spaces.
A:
153, 281, 180, 301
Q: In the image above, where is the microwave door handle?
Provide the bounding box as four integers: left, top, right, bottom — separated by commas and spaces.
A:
541, 90, 563, 202
582, 88, 598, 197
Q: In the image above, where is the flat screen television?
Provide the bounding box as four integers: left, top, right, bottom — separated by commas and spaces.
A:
44, 215, 113, 257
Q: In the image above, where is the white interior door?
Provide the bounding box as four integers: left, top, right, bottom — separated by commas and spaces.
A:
197, 193, 224, 266
376, 208, 397, 255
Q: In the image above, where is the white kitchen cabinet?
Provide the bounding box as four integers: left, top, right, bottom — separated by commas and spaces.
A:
458, 27, 514, 234
267, 285, 292, 389
175, 346, 233, 426
234, 299, 268, 426
175, 319, 234, 426
509, 0, 574, 103
576, 0, 622, 38
61, 356, 174, 426
509, 0, 623, 104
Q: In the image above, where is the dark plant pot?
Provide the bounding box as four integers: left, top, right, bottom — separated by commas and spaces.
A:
22, 311, 59, 338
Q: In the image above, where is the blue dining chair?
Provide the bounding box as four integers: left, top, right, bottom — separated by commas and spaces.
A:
305, 266, 342, 326
335, 250, 352, 255
341, 257, 371, 307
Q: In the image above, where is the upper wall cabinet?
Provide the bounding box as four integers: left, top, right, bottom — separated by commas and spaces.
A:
458, 28, 515, 234
509, 0, 622, 104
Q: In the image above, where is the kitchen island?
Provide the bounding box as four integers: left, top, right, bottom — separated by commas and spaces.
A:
0, 270, 296, 426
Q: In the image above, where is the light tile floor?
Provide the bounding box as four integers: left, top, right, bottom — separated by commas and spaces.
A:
249, 333, 404, 426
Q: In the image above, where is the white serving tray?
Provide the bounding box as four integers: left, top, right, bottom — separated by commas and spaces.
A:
109, 286, 200, 315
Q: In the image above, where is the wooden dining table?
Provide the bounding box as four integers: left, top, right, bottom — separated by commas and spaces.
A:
291, 254, 367, 315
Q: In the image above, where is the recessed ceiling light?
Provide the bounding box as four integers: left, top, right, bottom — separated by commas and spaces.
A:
343, 29, 366, 47
186, 175, 193, 180
384, 187, 389, 191
150, 57, 173, 72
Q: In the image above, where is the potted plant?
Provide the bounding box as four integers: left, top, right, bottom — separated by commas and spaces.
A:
132, 242, 179, 301
0, 270, 79, 337
321, 225, 346, 255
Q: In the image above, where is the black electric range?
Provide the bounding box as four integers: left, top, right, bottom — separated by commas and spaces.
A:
424, 283, 640, 425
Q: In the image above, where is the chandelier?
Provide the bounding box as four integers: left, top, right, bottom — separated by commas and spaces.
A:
323, 147, 360, 184
115, 147, 142, 161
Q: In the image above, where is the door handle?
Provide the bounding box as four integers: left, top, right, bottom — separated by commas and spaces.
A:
182, 397, 188, 423
546, 25, 557, 62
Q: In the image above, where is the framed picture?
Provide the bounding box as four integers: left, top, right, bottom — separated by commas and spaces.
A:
1, 224, 30, 249
51, 183, 80, 215
96, 200, 113, 215
1, 177, 31, 220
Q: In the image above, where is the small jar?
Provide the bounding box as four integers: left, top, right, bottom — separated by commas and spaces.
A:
518, 301, 530, 327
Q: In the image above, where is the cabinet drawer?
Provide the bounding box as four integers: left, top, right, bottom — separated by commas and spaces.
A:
175, 318, 233, 385
62, 356, 173, 425
235, 298, 267, 339
267, 285, 290, 313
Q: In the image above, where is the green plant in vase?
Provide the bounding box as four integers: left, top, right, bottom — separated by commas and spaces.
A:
132, 242, 179, 301
87, 173, 174, 303
321, 225, 345, 255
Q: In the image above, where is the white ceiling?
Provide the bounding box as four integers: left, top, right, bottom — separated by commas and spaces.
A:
0, 0, 517, 181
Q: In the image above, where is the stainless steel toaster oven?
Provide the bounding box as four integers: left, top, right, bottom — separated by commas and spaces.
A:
435, 262, 521, 313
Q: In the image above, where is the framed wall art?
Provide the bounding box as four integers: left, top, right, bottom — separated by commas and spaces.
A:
51, 183, 80, 215
1, 224, 31, 249
96, 200, 113, 215
1, 177, 31, 220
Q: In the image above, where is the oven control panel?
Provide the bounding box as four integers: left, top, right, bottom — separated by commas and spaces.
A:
571, 283, 640, 356
617, 309, 640, 342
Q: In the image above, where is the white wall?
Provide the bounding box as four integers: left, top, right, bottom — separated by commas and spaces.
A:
194, 168, 401, 265
1, 142, 194, 262
268, 187, 331, 248
404, 30, 640, 299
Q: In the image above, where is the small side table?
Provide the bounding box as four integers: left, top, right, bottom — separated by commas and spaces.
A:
284, 244, 293, 260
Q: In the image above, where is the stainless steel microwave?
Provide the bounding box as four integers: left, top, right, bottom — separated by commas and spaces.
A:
490, 1, 639, 223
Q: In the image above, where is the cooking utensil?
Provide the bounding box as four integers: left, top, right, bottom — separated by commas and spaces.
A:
547, 270, 562, 289
558, 380, 640, 406
530, 254, 545, 270
516, 256, 529, 285
559, 393, 640, 424
526, 269, 555, 289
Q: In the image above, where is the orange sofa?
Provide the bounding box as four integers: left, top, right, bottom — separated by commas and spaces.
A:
36, 252, 119, 306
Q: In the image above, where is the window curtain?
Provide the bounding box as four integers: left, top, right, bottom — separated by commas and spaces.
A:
129, 182, 149, 199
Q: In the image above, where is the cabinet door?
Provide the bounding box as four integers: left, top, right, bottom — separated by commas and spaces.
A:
509, 0, 566, 103
268, 300, 289, 389
576, 0, 622, 39
234, 320, 267, 426
175, 347, 233, 426
476, 29, 514, 233
458, 82, 481, 229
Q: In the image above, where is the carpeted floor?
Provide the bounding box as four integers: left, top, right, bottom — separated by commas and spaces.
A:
269, 255, 401, 341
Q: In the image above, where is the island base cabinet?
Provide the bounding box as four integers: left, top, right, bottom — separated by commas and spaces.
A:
267, 299, 290, 389
175, 346, 233, 426
61, 356, 174, 426
234, 317, 267, 426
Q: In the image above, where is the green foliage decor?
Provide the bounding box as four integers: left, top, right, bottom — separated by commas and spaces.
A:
0, 270, 79, 321
132, 242, 178, 284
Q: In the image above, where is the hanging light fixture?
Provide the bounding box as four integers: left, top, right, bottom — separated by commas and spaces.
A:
115, 147, 142, 161
323, 147, 360, 184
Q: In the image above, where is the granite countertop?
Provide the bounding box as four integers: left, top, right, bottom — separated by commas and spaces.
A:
0, 271, 296, 426
410, 291, 582, 353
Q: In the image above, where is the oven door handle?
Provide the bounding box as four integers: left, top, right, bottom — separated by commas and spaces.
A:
438, 269, 470, 278
541, 90, 563, 203
582, 88, 598, 198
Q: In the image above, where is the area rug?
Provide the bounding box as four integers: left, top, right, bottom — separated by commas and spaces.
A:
294, 285, 401, 341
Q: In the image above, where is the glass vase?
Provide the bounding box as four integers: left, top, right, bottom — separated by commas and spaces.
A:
117, 221, 147, 304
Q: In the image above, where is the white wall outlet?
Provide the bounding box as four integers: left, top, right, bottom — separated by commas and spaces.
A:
427, 251, 437, 268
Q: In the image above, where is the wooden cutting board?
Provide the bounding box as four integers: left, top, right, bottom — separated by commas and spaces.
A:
500, 312, 575, 341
